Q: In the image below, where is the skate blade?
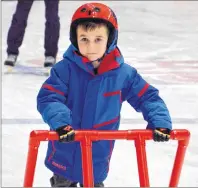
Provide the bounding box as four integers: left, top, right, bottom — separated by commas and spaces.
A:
4, 65, 14, 74
45, 67, 51, 76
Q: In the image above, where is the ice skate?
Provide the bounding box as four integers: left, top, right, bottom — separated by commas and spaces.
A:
43, 56, 56, 76
44, 56, 56, 68
4, 54, 18, 73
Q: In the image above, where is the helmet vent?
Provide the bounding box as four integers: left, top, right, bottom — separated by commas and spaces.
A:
93, 7, 100, 12
81, 8, 87, 12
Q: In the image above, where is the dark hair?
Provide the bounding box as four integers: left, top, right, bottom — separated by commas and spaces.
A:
70, 18, 115, 49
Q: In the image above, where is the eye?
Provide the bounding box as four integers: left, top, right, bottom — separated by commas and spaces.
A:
95, 38, 102, 42
81, 38, 88, 42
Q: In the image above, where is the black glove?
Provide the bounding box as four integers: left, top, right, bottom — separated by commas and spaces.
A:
56, 125, 75, 142
153, 128, 171, 142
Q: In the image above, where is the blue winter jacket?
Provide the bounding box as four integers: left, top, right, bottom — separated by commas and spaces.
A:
37, 44, 172, 184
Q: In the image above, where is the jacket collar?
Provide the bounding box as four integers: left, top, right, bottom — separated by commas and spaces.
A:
63, 44, 124, 75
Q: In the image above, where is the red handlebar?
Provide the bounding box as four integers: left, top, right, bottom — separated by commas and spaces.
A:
24, 129, 190, 187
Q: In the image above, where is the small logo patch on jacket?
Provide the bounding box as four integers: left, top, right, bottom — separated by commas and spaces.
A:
52, 161, 66, 171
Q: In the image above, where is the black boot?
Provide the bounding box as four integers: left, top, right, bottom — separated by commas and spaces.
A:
50, 174, 78, 187
44, 56, 56, 67
80, 182, 104, 187
4, 54, 18, 67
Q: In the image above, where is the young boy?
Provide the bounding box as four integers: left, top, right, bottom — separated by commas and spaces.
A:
37, 2, 172, 187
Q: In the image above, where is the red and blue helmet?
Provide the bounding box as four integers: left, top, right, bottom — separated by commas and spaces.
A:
70, 2, 118, 53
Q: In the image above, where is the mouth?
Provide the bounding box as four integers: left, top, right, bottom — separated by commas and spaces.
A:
87, 53, 97, 55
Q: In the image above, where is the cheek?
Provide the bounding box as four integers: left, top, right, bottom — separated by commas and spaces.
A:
78, 43, 86, 54
98, 43, 107, 53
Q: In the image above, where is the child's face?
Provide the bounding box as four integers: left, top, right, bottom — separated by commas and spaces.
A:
77, 25, 108, 61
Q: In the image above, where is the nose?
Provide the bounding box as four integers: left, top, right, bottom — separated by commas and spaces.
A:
87, 42, 96, 52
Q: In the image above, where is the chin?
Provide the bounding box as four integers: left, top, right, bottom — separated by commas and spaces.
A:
89, 58, 99, 61
87, 56, 101, 61
87, 55, 102, 61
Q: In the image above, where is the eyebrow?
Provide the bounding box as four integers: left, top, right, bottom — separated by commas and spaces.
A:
79, 34, 104, 38
79, 34, 87, 37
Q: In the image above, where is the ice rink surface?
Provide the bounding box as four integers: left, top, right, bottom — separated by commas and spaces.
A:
2, 1, 198, 187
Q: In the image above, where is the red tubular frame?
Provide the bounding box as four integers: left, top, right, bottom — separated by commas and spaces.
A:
23, 129, 190, 187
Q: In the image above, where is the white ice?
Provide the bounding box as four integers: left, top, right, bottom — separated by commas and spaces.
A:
2, 1, 198, 187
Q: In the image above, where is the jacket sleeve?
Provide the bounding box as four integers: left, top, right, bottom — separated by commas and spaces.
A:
122, 67, 172, 130
37, 62, 72, 130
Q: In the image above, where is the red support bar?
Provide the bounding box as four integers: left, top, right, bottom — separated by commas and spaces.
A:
135, 137, 150, 187
23, 129, 190, 187
169, 130, 190, 187
23, 139, 40, 187
169, 140, 190, 186
80, 138, 94, 187
23, 131, 59, 187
